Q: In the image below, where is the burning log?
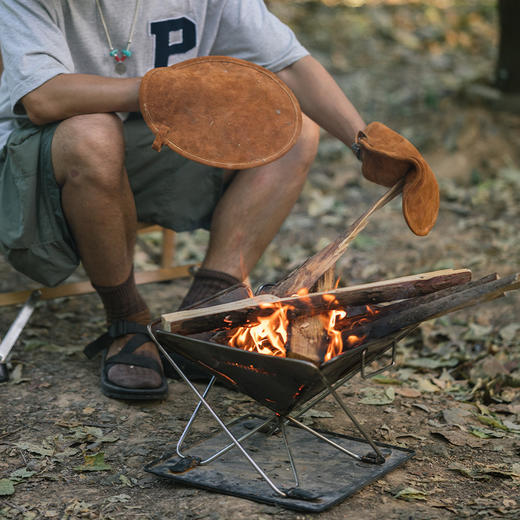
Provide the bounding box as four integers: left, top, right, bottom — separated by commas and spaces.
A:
161, 269, 471, 335
342, 273, 520, 345
288, 268, 336, 363
157, 270, 519, 375
163, 269, 471, 332
270, 180, 404, 298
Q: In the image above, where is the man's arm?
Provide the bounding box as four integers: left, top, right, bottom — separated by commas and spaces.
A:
21, 74, 141, 126
276, 55, 365, 147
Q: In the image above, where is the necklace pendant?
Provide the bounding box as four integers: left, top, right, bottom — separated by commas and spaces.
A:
115, 61, 127, 75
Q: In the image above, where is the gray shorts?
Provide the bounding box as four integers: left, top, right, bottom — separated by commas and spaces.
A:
0, 115, 226, 287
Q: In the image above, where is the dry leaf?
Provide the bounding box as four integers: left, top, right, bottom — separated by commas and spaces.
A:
395, 387, 421, 398
442, 408, 472, 426
431, 429, 483, 448
393, 486, 428, 501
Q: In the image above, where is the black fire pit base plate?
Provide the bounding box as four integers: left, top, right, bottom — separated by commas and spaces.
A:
145, 415, 414, 513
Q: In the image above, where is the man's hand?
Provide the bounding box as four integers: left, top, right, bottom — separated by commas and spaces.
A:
21, 74, 141, 126
357, 122, 439, 236
278, 58, 439, 236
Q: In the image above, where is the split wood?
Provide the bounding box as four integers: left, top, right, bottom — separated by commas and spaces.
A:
161, 268, 472, 334
343, 272, 520, 345
269, 180, 403, 360
290, 268, 336, 362
269, 179, 405, 298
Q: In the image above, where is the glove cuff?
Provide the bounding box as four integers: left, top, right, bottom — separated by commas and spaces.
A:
351, 142, 362, 161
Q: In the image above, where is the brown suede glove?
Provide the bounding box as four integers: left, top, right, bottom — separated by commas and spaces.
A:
355, 122, 439, 236
139, 56, 302, 170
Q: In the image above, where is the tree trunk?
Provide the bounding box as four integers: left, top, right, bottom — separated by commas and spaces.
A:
496, 0, 520, 92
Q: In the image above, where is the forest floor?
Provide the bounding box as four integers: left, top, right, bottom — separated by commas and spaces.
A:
1, 1, 520, 519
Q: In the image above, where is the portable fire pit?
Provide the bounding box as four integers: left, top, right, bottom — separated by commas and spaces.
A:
146, 323, 416, 512
145, 184, 520, 512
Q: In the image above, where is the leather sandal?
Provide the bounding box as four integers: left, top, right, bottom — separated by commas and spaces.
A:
84, 320, 168, 400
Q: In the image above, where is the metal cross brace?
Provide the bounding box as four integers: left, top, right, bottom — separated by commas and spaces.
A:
147, 324, 405, 498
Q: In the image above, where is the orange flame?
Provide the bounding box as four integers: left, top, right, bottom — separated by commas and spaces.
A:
226, 292, 377, 363
321, 309, 347, 362
227, 301, 292, 357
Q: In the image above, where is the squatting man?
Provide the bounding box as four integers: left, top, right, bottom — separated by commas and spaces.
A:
0, 1, 438, 400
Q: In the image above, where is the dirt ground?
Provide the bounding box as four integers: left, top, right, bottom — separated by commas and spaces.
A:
1, 1, 519, 519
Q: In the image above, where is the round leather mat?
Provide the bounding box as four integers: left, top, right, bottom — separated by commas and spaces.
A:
139, 56, 302, 169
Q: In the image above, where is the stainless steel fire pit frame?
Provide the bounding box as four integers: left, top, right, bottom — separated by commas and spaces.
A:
146, 321, 416, 507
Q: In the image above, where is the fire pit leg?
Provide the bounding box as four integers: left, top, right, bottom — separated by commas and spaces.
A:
318, 373, 386, 464
176, 376, 217, 459
285, 415, 364, 462
148, 325, 289, 498
198, 416, 278, 466
361, 342, 397, 379
280, 418, 300, 488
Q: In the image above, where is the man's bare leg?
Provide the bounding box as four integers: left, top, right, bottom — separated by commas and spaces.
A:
52, 112, 319, 388
181, 115, 320, 306
52, 113, 161, 389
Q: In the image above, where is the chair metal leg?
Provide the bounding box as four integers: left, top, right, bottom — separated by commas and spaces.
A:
0, 290, 40, 382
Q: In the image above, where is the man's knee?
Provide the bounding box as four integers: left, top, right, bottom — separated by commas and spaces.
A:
293, 114, 320, 172
52, 113, 125, 187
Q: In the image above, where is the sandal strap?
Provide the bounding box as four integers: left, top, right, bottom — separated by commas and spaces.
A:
83, 320, 149, 359
104, 352, 163, 374
104, 332, 162, 373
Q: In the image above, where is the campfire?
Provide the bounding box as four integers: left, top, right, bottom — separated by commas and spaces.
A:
160, 268, 519, 367
221, 293, 377, 364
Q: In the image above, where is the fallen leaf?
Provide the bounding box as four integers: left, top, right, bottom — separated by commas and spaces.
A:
502, 420, 520, 432
464, 323, 493, 340
0, 478, 15, 496
479, 465, 520, 479
393, 486, 428, 501
119, 474, 133, 487
499, 323, 520, 343
9, 468, 36, 482
8, 364, 30, 384
395, 387, 421, 398
359, 386, 395, 405
431, 430, 483, 448
477, 414, 509, 431
449, 464, 490, 480
412, 403, 431, 413
14, 442, 53, 457
371, 375, 402, 385
404, 357, 458, 370
469, 426, 505, 439
74, 452, 111, 472
415, 377, 439, 393
65, 425, 119, 445
396, 433, 426, 441
442, 408, 472, 426
106, 493, 131, 503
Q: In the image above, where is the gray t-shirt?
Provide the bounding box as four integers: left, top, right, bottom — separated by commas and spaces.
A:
0, 0, 308, 149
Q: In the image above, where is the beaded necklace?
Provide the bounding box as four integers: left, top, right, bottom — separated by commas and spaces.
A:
95, 0, 141, 75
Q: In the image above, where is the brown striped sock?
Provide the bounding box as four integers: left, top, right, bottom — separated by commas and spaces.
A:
179, 268, 241, 309
93, 268, 151, 325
